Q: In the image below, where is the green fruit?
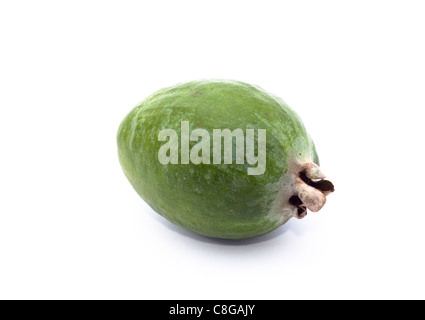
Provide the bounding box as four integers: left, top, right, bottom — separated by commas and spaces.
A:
117, 80, 334, 239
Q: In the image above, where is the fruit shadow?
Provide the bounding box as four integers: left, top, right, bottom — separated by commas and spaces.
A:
149, 210, 307, 246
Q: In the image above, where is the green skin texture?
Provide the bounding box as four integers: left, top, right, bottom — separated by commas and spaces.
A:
117, 80, 319, 239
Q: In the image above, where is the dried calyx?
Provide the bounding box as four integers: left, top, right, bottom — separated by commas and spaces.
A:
290, 163, 334, 219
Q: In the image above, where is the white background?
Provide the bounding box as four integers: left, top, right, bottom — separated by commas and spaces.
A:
0, 1, 424, 300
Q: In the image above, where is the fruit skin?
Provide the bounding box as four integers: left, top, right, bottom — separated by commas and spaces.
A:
118, 80, 321, 239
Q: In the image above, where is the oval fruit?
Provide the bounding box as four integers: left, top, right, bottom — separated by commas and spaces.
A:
117, 80, 334, 239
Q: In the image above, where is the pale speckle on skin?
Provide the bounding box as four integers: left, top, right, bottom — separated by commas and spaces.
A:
129, 106, 144, 150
